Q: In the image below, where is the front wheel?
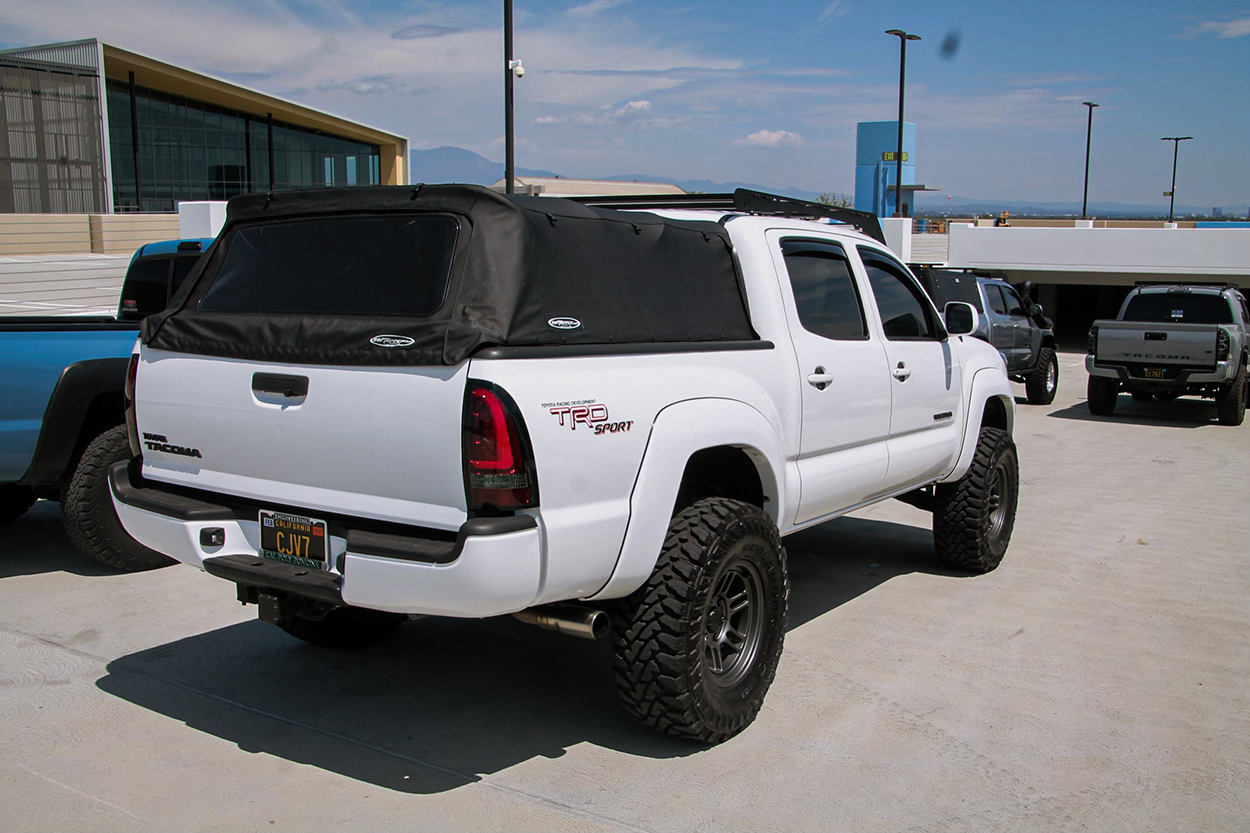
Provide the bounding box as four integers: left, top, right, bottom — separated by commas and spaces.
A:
1024, 347, 1058, 405
1086, 375, 1119, 416
611, 498, 788, 744
63, 425, 176, 572
933, 427, 1019, 573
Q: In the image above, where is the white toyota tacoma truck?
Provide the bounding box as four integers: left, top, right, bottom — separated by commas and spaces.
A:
111, 185, 1018, 743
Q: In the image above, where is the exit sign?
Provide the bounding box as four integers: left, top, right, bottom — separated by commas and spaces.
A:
882, 151, 909, 162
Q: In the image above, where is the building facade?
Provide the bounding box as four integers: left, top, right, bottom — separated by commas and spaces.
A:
0, 39, 408, 214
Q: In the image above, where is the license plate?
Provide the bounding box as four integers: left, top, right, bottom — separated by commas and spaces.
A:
259, 511, 328, 569
1141, 368, 1167, 379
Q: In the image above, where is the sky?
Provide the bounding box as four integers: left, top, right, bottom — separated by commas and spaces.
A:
2, 0, 1247, 210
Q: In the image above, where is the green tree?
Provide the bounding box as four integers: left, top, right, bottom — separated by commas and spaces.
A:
817, 192, 854, 208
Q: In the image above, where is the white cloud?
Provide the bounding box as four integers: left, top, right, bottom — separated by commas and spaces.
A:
735, 129, 805, 148
817, 1, 850, 23
1185, 17, 1250, 38
566, 0, 630, 17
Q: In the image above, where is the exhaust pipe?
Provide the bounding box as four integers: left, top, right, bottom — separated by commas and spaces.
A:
512, 605, 609, 640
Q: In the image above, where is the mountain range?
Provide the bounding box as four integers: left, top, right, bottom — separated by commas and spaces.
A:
410, 147, 1244, 219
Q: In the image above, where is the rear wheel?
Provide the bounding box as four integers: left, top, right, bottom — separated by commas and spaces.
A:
1086, 375, 1118, 416
611, 498, 788, 743
275, 606, 406, 649
0, 485, 36, 526
1024, 347, 1058, 405
63, 425, 176, 572
1216, 365, 1247, 426
933, 427, 1018, 574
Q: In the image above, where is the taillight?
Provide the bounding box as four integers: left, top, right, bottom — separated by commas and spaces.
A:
1087, 325, 1099, 355
125, 353, 141, 457
463, 382, 536, 511
1216, 329, 1230, 362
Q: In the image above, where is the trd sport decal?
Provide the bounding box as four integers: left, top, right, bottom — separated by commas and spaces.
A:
543, 399, 634, 435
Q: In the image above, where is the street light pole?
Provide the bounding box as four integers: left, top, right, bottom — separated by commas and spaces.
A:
1161, 136, 1192, 223
504, 0, 515, 194
1081, 101, 1098, 219
886, 29, 920, 218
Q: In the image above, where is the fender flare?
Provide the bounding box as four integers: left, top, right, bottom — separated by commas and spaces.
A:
941, 366, 1015, 484
586, 397, 785, 601
18, 358, 128, 487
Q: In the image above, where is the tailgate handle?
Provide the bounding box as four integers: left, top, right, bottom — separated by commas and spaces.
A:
252, 373, 309, 398
1144, 332, 1167, 341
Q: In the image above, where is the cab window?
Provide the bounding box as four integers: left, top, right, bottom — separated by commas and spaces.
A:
985, 285, 1009, 316
1001, 285, 1028, 317
781, 239, 868, 340
858, 250, 938, 340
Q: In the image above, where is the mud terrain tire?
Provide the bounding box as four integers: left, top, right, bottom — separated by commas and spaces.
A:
933, 426, 1019, 573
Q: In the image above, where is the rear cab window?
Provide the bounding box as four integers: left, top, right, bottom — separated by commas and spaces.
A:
779, 239, 869, 340
119, 254, 205, 320
200, 214, 460, 316
1122, 292, 1234, 324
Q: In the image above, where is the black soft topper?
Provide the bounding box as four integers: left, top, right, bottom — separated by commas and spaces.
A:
142, 184, 756, 366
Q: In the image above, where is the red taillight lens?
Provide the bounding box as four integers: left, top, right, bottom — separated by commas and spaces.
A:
464, 384, 535, 511
125, 354, 141, 457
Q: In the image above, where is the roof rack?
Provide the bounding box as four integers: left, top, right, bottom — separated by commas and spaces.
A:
1132, 281, 1241, 290
568, 188, 887, 245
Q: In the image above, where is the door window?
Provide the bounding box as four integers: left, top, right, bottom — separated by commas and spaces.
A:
860, 252, 937, 340
781, 239, 868, 340
986, 285, 1009, 316
1001, 286, 1028, 317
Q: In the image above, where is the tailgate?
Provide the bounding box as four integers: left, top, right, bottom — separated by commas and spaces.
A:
136, 350, 469, 530
1094, 321, 1218, 369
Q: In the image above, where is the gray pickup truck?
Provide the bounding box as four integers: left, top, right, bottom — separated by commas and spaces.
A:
1086, 284, 1249, 425
915, 269, 1059, 404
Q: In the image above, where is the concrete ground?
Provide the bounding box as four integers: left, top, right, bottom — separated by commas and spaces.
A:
1, 352, 1247, 832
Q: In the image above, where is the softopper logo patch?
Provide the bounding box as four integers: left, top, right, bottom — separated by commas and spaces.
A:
547, 317, 582, 330
370, 335, 415, 348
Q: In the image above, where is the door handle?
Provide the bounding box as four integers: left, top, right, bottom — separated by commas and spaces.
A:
252, 373, 309, 398
892, 361, 912, 382
807, 366, 833, 390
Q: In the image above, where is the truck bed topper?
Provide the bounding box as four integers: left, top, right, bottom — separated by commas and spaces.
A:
143, 184, 756, 367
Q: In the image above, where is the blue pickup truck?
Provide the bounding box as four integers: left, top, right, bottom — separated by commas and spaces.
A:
1, 238, 211, 570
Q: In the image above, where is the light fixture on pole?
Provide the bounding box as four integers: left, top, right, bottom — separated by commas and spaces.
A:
1160, 136, 1192, 223
885, 29, 920, 218
1081, 102, 1098, 219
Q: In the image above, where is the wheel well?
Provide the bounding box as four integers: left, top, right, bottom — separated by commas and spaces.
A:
982, 396, 1009, 431
65, 392, 125, 484
1041, 335, 1057, 349
673, 446, 765, 516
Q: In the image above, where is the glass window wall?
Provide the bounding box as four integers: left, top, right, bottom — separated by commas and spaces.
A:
106, 80, 380, 213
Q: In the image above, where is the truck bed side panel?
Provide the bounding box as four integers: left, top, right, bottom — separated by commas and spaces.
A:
0, 327, 138, 482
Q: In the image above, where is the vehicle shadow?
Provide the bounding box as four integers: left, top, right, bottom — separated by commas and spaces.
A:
95, 515, 962, 794
0, 501, 117, 578
1045, 396, 1219, 429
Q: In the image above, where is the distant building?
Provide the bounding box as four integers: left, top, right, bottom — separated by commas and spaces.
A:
853, 121, 938, 218
1213, 207, 1223, 217
0, 39, 408, 213
490, 176, 685, 197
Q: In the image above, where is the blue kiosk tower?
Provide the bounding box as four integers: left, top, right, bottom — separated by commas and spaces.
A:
854, 121, 931, 218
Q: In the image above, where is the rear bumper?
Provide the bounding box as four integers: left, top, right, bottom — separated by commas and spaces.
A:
109, 461, 543, 617
1085, 355, 1235, 386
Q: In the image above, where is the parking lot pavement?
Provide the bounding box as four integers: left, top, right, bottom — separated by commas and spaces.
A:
1, 351, 1247, 832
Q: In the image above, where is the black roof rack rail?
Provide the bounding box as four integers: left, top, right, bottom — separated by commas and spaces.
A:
1132, 280, 1241, 290
568, 188, 887, 245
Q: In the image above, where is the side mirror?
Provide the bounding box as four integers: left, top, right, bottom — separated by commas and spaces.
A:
1029, 303, 1043, 318
944, 301, 979, 336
